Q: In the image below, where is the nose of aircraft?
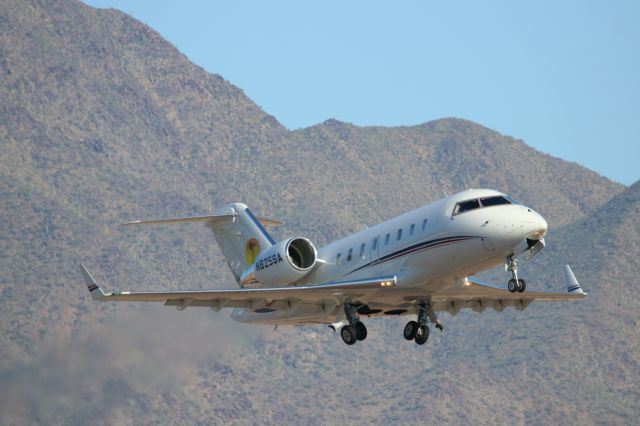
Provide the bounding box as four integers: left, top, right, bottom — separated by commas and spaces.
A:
524, 209, 548, 239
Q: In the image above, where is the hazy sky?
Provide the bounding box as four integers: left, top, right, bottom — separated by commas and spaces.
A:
84, 0, 639, 185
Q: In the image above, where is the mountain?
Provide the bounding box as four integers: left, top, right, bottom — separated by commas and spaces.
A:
0, 0, 636, 424
292, 118, 620, 229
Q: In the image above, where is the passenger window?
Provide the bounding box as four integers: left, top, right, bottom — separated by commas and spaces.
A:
453, 199, 481, 215
347, 248, 353, 262
422, 219, 428, 231
359, 243, 366, 258
372, 237, 378, 251
385, 234, 390, 245
397, 228, 402, 241
336, 253, 341, 265
409, 224, 415, 236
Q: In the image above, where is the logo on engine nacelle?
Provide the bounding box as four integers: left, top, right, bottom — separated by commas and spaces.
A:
245, 238, 261, 265
255, 252, 284, 271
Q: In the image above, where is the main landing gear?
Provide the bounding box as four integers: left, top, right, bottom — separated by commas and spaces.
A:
340, 304, 367, 345
506, 255, 526, 293
403, 301, 443, 346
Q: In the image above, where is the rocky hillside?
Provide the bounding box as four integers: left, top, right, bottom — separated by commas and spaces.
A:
0, 0, 636, 424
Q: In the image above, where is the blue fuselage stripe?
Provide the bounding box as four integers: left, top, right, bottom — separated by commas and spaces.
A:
346, 235, 479, 275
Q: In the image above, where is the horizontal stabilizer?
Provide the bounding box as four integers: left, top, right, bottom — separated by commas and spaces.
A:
124, 213, 235, 226
124, 214, 282, 227
255, 217, 284, 227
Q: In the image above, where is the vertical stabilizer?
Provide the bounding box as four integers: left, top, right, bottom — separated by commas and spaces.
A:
207, 203, 276, 285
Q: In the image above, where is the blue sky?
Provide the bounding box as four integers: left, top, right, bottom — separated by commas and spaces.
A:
85, 1, 639, 185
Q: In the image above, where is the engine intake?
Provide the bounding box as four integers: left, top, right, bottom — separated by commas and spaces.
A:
254, 237, 317, 286
287, 237, 316, 270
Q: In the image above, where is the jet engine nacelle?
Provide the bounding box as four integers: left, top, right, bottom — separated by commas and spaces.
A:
253, 237, 317, 286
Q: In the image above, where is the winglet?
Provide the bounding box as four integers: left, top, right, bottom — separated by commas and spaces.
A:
564, 265, 586, 295
79, 264, 107, 300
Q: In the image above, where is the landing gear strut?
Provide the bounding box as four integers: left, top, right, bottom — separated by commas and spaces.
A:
340, 303, 367, 345
415, 302, 430, 345
506, 255, 526, 293
403, 300, 443, 345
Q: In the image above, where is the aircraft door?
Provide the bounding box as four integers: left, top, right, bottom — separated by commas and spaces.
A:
370, 236, 380, 264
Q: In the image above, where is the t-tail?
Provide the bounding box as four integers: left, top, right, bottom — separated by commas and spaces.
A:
124, 203, 281, 286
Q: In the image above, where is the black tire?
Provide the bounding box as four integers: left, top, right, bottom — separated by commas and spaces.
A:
517, 279, 526, 293
508, 278, 517, 293
340, 325, 357, 345
403, 321, 419, 340
415, 325, 430, 345
355, 321, 367, 341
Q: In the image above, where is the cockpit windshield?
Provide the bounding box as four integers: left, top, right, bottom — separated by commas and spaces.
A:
480, 196, 512, 207
452, 199, 481, 215
452, 195, 513, 216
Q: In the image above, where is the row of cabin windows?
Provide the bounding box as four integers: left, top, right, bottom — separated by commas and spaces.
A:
335, 218, 429, 265
345, 243, 370, 262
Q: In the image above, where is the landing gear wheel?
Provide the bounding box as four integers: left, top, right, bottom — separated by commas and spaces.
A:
508, 278, 517, 293
403, 321, 419, 340
415, 325, 430, 345
517, 279, 526, 293
355, 321, 367, 341
340, 325, 357, 345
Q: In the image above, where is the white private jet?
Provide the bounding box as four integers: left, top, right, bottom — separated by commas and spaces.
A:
81, 189, 586, 346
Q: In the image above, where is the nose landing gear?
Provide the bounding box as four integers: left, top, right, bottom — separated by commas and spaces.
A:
506, 256, 526, 293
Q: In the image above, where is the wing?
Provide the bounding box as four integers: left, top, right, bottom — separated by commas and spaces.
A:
426, 265, 587, 315
270, 265, 585, 316
80, 264, 585, 317
80, 265, 395, 310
